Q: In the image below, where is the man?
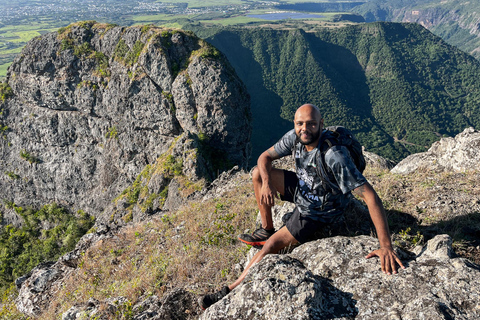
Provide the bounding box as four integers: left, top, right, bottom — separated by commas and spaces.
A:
199, 104, 405, 309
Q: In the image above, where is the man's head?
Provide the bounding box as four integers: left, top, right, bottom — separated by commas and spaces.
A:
294, 104, 323, 148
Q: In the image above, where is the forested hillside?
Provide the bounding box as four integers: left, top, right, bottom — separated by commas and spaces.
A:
188, 22, 480, 163
353, 0, 480, 60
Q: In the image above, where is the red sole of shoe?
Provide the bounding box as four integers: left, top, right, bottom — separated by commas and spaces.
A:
238, 238, 266, 247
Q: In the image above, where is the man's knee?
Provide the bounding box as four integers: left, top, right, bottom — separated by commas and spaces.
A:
251, 166, 261, 182
261, 237, 285, 255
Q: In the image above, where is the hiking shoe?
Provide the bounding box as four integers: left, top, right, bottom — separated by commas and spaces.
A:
199, 286, 230, 310
238, 227, 275, 246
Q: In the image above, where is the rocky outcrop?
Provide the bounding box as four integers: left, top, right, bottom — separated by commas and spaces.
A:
0, 21, 251, 223
202, 234, 480, 320
15, 226, 111, 317
392, 127, 480, 174
363, 149, 396, 170
61, 289, 200, 320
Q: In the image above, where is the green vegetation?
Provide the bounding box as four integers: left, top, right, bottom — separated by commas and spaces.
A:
27, 174, 257, 319
197, 22, 480, 163
352, 0, 480, 60
0, 82, 13, 102
5, 171, 20, 180
124, 40, 145, 65
73, 42, 93, 57
3, 165, 480, 319
115, 148, 186, 218
93, 51, 110, 77
190, 41, 221, 60
113, 39, 130, 62
0, 203, 95, 287
105, 126, 118, 139
19, 150, 40, 164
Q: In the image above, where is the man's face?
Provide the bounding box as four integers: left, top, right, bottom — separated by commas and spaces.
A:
294, 107, 323, 147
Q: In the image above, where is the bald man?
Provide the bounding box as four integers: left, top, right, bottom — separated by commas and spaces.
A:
200, 104, 404, 309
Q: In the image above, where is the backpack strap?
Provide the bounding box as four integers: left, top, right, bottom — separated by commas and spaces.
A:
292, 131, 340, 195
316, 138, 341, 195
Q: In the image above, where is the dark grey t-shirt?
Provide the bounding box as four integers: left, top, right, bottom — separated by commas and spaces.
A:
274, 129, 367, 221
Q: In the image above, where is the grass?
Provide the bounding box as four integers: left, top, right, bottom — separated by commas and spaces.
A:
35, 172, 258, 319
364, 166, 480, 263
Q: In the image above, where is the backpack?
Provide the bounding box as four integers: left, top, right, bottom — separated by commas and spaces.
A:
293, 126, 366, 193
321, 126, 366, 174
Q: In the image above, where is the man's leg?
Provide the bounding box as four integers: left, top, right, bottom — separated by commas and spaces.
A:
200, 226, 298, 309
230, 226, 298, 290
238, 167, 287, 246
252, 167, 286, 230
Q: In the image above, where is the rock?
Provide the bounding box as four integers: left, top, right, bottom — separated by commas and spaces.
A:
60, 289, 200, 320
15, 230, 111, 317
203, 234, 480, 319
201, 255, 324, 320
363, 150, 396, 170
392, 127, 480, 174
15, 262, 63, 317
0, 22, 251, 225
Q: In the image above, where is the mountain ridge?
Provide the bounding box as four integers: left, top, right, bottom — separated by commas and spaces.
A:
190, 22, 480, 162
353, 0, 480, 60
11, 128, 480, 319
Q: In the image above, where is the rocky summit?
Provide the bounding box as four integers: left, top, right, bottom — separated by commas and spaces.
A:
0, 21, 251, 224
203, 235, 480, 320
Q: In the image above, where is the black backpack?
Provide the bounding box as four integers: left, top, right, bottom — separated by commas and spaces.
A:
293, 126, 366, 193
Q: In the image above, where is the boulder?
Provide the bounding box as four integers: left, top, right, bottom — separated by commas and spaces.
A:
202, 234, 480, 320
392, 127, 480, 174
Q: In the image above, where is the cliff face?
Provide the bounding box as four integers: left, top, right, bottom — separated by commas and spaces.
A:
0, 21, 251, 222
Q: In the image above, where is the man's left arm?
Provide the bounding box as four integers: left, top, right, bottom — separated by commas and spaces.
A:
353, 182, 405, 275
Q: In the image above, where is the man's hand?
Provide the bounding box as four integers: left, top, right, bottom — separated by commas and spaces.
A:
353, 183, 406, 275
260, 183, 279, 207
366, 246, 405, 275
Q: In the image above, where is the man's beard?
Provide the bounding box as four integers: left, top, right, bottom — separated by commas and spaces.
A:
297, 128, 321, 145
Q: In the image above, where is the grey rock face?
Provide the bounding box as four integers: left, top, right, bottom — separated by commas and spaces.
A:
0, 22, 251, 222
363, 150, 396, 170
392, 127, 480, 174
61, 289, 200, 320
202, 255, 324, 320
203, 234, 480, 320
